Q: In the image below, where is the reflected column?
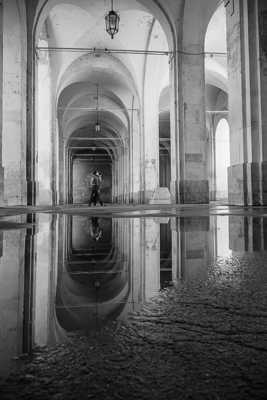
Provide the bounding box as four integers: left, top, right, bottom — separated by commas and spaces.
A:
0, 220, 26, 377
33, 214, 57, 347
144, 219, 160, 300
172, 217, 210, 282
171, 217, 182, 282
23, 214, 36, 354
130, 218, 144, 311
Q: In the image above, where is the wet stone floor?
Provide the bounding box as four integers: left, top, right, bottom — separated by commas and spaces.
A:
0, 210, 267, 399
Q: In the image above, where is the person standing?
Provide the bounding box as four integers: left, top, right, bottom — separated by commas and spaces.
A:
89, 170, 103, 206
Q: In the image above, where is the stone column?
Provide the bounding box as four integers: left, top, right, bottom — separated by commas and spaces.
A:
25, 1, 37, 206
131, 108, 141, 204
0, 2, 4, 205
124, 144, 130, 204
68, 151, 73, 204
227, 0, 267, 205
112, 160, 116, 202
2, 0, 27, 205
143, 50, 160, 203
179, 47, 209, 203
143, 98, 159, 202
36, 39, 52, 206
118, 150, 122, 203
58, 137, 65, 204
226, 0, 247, 204
169, 55, 179, 203
252, 0, 267, 204
51, 116, 59, 205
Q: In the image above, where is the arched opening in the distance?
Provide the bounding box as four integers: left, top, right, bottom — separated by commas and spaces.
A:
159, 87, 171, 189
215, 118, 230, 200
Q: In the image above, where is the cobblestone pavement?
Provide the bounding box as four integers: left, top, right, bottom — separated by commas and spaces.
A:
1, 252, 267, 400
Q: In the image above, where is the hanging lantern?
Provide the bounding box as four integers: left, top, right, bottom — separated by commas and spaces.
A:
105, 0, 120, 39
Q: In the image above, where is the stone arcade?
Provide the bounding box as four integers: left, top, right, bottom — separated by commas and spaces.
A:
1, 1, 267, 400
0, 0, 266, 207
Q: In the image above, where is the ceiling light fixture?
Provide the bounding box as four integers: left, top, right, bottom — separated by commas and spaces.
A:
95, 84, 101, 133
105, 0, 120, 39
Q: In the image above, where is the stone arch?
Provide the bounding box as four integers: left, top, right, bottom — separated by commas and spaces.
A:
182, 0, 222, 48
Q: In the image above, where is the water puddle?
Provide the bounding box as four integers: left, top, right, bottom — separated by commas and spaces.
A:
1, 213, 267, 399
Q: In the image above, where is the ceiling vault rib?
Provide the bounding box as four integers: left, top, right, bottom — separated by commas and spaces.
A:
69, 137, 122, 141
36, 46, 171, 56
58, 107, 139, 111
36, 47, 226, 57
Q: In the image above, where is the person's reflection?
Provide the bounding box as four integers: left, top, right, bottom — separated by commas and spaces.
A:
89, 217, 103, 242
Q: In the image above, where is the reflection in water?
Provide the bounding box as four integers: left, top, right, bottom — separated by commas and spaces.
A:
57, 217, 129, 334
89, 217, 103, 241
0, 215, 35, 378
160, 220, 172, 288
1, 213, 267, 378
215, 215, 231, 257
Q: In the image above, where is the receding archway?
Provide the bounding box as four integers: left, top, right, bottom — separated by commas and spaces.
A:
32, 0, 176, 206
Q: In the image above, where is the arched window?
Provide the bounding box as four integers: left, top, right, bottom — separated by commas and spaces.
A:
215, 118, 230, 200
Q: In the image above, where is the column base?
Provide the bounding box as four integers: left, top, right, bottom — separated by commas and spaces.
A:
27, 180, 37, 206
179, 180, 209, 204
131, 191, 142, 204
209, 190, 216, 201
228, 162, 267, 205
144, 189, 154, 204
170, 180, 178, 203
0, 166, 4, 206
149, 187, 172, 205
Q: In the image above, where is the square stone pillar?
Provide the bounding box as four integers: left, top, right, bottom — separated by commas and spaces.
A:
0, 3, 3, 205
179, 47, 209, 203
0, 166, 4, 205
227, 0, 267, 205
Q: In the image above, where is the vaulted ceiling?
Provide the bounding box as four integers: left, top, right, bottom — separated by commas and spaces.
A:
36, 0, 226, 153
